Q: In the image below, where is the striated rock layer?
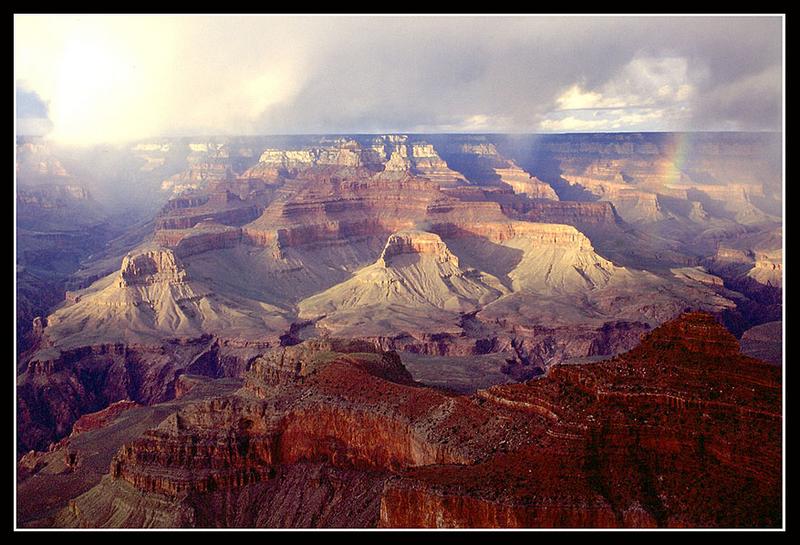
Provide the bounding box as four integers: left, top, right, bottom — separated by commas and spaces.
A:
44, 313, 781, 528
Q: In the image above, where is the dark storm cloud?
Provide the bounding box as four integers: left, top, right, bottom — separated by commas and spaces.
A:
248, 16, 782, 134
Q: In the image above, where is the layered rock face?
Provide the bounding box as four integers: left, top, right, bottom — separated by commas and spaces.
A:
36, 244, 290, 352
40, 314, 781, 528
376, 137, 467, 186
494, 132, 780, 226
250, 139, 378, 175
18, 338, 212, 453
298, 229, 506, 321
520, 200, 622, 227
559, 171, 669, 223
16, 334, 280, 454
241, 171, 443, 251
246, 135, 466, 187
705, 226, 782, 305
155, 223, 242, 258
118, 250, 188, 287
379, 230, 461, 267
155, 179, 273, 231
380, 313, 781, 528
494, 168, 559, 200
433, 138, 558, 199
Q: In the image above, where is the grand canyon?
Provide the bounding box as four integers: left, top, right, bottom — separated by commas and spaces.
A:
15, 13, 784, 531
16, 131, 783, 528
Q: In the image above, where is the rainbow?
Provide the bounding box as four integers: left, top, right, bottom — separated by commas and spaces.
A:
658, 132, 695, 188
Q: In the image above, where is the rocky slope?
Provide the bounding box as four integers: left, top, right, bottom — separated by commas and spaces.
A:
298, 229, 507, 327
25, 313, 780, 528
38, 247, 290, 350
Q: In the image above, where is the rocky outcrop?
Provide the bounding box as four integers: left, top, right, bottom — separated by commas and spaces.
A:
250, 140, 370, 174
379, 230, 460, 267
118, 249, 187, 287
247, 136, 465, 187
46, 314, 781, 528
495, 168, 559, 200
16, 334, 283, 455
155, 223, 242, 258
632, 311, 740, 356
70, 400, 139, 436
520, 200, 622, 227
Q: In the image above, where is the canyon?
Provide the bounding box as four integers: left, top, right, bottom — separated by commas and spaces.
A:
16, 132, 783, 528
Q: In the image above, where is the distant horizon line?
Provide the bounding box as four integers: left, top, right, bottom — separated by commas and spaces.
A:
16, 129, 783, 146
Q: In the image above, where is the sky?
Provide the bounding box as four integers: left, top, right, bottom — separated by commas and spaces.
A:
15, 15, 784, 146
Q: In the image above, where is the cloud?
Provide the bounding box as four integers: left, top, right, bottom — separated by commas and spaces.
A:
16, 84, 53, 136
539, 108, 670, 132
14, 15, 783, 145
690, 64, 782, 130
539, 55, 697, 131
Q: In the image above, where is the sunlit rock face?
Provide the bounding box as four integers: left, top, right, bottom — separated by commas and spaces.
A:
243, 135, 466, 187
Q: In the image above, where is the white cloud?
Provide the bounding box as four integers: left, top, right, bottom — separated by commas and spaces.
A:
539, 108, 671, 132
539, 115, 613, 132
541, 54, 697, 131
14, 15, 312, 145
555, 85, 614, 110
552, 56, 696, 112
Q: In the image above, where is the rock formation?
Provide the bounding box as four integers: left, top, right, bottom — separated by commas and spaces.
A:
17, 133, 782, 529
298, 229, 507, 323
23, 313, 780, 528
